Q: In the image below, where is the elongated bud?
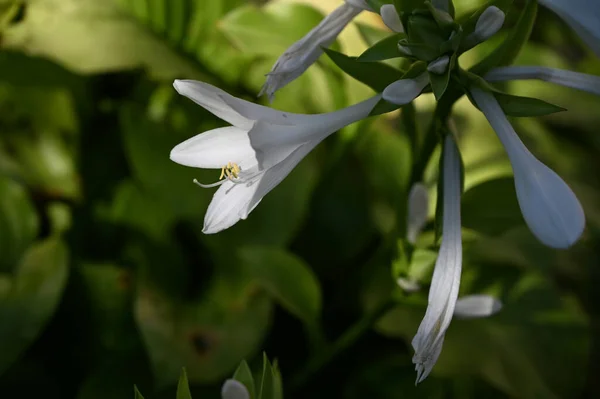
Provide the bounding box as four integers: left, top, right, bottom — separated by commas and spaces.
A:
382, 73, 429, 105
427, 55, 450, 75
380, 4, 404, 33
474, 6, 505, 42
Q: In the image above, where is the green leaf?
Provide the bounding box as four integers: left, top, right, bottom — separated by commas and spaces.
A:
258, 353, 274, 399
233, 360, 256, 399
0, 236, 69, 376
462, 177, 524, 236
0, 176, 39, 272
428, 53, 456, 100
239, 247, 322, 327
271, 360, 283, 399
176, 368, 193, 399
494, 92, 566, 117
134, 386, 145, 399
324, 48, 402, 92
470, 0, 537, 76
356, 23, 393, 47
358, 34, 406, 62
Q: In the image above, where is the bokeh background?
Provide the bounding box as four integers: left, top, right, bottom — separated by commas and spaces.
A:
0, 0, 599, 398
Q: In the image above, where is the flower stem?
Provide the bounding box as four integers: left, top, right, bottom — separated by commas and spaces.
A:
289, 298, 397, 390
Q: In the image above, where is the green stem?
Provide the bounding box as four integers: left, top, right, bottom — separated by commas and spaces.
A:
289, 299, 397, 390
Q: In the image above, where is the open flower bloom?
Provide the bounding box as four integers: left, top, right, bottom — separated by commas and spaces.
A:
170, 80, 380, 234
259, 0, 371, 101
221, 379, 249, 399
412, 134, 463, 384
485, 66, 600, 96
538, 0, 600, 57
470, 88, 585, 248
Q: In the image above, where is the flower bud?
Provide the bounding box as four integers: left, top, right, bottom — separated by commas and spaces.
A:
380, 4, 404, 33
473, 6, 505, 43
427, 55, 450, 75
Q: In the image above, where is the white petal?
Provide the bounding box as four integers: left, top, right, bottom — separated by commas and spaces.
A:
170, 126, 257, 169
412, 135, 463, 383
539, 0, 600, 57
174, 79, 307, 126
454, 295, 502, 319
382, 73, 429, 105
221, 379, 250, 399
407, 182, 429, 244
260, 3, 362, 101
345, 0, 372, 11
471, 88, 585, 248
485, 66, 600, 96
427, 56, 450, 75
380, 4, 404, 33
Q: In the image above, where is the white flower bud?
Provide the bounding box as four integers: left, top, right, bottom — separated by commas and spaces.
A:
427, 55, 450, 75
380, 4, 404, 33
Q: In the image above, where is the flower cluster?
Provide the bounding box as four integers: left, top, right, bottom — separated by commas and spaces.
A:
170, 0, 598, 384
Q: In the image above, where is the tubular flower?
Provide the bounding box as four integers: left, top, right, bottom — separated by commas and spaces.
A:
470, 88, 585, 249
259, 0, 371, 101
538, 0, 600, 57
170, 80, 380, 234
412, 135, 463, 384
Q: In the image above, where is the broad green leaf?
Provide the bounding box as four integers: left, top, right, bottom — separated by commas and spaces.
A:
0, 176, 38, 272
0, 237, 69, 376
470, 0, 537, 76
258, 354, 274, 399
358, 34, 406, 62
461, 178, 524, 236
1, 0, 202, 79
239, 247, 322, 327
494, 92, 566, 117
176, 368, 193, 399
233, 360, 256, 399
324, 48, 402, 92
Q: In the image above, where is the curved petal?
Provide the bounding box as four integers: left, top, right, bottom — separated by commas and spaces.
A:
170, 126, 257, 169
221, 379, 250, 399
485, 66, 600, 96
382, 73, 429, 105
471, 88, 585, 248
454, 295, 502, 319
412, 135, 463, 384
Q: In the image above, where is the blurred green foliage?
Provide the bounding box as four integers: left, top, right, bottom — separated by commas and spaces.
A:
0, 0, 599, 398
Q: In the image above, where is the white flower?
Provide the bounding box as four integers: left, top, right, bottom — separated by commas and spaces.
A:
485, 66, 600, 96
407, 182, 429, 244
453, 295, 502, 319
412, 134, 463, 384
259, 0, 369, 101
170, 80, 380, 234
470, 88, 585, 249
538, 0, 600, 57
465, 6, 505, 47
221, 379, 250, 399
382, 73, 429, 105
380, 4, 404, 33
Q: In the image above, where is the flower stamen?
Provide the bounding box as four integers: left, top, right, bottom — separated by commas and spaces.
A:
194, 162, 242, 188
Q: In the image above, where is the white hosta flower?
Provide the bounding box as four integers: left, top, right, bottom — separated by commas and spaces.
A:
412, 135, 463, 384
221, 379, 250, 399
259, 0, 369, 101
454, 295, 502, 319
470, 88, 585, 248
407, 182, 429, 244
538, 0, 600, 57
485, 66, 600, 96
380, 4, 404, 33
465, 6, 505, 47
171, 80, 380, 234
382, 73, 429, 105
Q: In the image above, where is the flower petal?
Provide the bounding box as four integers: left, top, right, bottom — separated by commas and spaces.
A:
471, 88, 585, 248
221, 379, 250, 399
170, 126, 257, 169
260, 3, 362, 101
345, 0, 372, 11
380, 4, 404, 33
407, 182, 430, 244
382, 73, 429, 105
412, 135, 463, 384
454, 295, 502, 319
485, 66, 600, 96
